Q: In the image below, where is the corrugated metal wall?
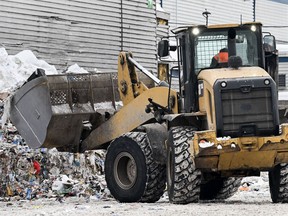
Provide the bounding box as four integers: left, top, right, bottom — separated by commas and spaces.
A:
122, 0, 157, 71
279, 60, 288, 88
0, 0, 157, 73
256, 0, 288, 44
160, 0, 254, 30
278, 45, 288, 89
158, 0, 288, 44
156, 5, 170, 42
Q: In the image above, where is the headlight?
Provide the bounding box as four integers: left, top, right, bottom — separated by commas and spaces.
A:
251, 25, 257, 32
220, 81, 227, 88
192, 28, 200, 35
264, 79, 270, 85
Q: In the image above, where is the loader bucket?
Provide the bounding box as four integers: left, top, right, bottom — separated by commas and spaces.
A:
10, 70, 119, 152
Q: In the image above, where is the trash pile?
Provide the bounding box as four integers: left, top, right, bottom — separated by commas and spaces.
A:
0, 47, 110, 202
0, 120, 109, 202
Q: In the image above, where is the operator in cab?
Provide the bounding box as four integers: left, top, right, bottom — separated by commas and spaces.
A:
210, 47, 228, 68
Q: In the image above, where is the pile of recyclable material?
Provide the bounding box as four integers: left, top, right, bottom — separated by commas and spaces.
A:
0, 111, 109, 202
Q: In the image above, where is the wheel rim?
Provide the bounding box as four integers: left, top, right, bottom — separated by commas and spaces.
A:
114, 152, 137, 190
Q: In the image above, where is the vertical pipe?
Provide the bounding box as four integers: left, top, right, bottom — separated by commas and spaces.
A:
228, 28, 236, 57
176, 0, 178, 27
121, 0, 123, 51
253, 0, 256, 22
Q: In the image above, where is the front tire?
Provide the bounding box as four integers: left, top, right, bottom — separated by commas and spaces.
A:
105, 132, 166, 203
167, 126, 201, 204
269, 163, 288, 203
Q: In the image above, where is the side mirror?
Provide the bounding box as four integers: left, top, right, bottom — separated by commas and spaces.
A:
263, 35, 276, 53
158, 40, 169, 57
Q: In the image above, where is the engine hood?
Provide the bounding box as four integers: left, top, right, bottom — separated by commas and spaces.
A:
197, 66, 270, 86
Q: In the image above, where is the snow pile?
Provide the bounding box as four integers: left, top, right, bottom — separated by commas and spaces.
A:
0, 48, 91, 94
0, 48, 93, 125
66, 64, 89, 74
0, 48, 58, 94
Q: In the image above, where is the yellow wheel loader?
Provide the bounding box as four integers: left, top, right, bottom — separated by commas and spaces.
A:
9, 22, 288, 204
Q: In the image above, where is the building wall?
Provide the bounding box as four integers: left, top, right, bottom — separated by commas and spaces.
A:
122, 0, 157, 70
256, 0, 288, 44
278, 45, 288, 90
158, 0, 288, 91
159, 0, 253, 29
159, 0, 288, 44
279, 60, 288, 88
0, 0, 157, 73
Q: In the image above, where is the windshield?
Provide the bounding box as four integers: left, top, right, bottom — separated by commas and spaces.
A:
194, 28, 260, 73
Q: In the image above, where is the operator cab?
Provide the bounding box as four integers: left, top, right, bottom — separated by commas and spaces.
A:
158, 23, 277, 113
178, 23, 268, 113
172, 23, 272, 76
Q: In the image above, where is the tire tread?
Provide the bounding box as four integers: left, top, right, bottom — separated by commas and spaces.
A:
168, 126, 201, 204
126, 132, 166, 203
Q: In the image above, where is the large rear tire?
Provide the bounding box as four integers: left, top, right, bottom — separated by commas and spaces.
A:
105, 132, 166, 203
200, 176, 242, 200
269, 163, 288, 203
167, 126, 201, 204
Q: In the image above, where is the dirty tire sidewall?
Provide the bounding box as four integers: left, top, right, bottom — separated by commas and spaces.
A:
105, 136, 147, 202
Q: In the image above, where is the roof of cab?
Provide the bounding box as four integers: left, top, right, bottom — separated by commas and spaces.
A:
171, 22, 262, 34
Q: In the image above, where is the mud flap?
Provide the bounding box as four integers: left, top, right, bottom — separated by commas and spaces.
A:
138, 123, 168, 164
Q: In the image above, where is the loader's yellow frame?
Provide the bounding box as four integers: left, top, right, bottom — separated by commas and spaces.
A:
81, 52, 178, 151
194, 124, 288, 173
